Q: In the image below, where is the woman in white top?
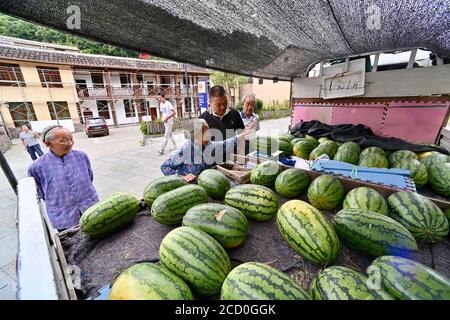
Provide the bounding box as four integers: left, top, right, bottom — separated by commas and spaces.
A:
19, 125, 44, 161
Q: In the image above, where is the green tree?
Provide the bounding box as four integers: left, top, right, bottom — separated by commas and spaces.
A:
211, 71, 247, 105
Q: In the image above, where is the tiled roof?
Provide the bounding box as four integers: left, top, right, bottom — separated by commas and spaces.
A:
0, 44, 210, 74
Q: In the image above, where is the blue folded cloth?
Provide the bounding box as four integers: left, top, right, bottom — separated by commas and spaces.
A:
279, 155, 296, 167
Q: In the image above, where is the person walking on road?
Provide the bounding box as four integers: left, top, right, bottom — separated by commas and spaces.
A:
157, 93, 177, 155
20, 125, 44, 161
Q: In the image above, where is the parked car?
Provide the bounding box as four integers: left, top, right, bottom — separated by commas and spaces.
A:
85, 117, 109, 137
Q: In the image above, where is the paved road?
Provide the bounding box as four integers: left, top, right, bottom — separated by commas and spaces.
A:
0, 117, 290, 299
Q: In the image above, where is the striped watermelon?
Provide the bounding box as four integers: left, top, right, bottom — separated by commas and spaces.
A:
420, 153, 450, 170
318, 137, 329, 144
427, 163, 450, 197
307, 174, 345, 211
333, 208, 418, 258
278, 139, 293, 156
417, 151, 440, 160
309, 141, 339, 160
151, 184, 208, 224
293, 140, 319, 159
305, 135, 318, 142
274, 168, 310, 198
389, 150, 418, 167
392, 159, 428, 188
360, 146, 385, 158
220, 262, 311, 300
143, 175, 187, 208
290, 137, 304, 146
109, 263, 194, 300
197, 169, 230, 200
368, 256, 450, 300
333, 148, 359, 165
80, 192, 139, 238
277, 200, 340, 265
182, 203, 248, 248
250, 160, 282, 187
387, 191, 449, 242
309, 266, 393, 300
359, 153, 389, 168
340, 141, 361, 154
159, 226, 231, 296
277, 134, 295, 143
343, 187, 388, 215
224, 184, 279, 221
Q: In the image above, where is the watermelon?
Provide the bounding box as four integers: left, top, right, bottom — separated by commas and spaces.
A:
197, 169, 230, 200
343, 187, 388, 215
446, 208, 450, 222
80, 192, 139, 238
277, 134, 295, 143
387, 191, 449, 242
250, 160, 282, 187
290, 137, 304, 146
309, 266, 393, 300
389, 150, 418, 167
182, 203, 248, 248
417, 151, 440, 160
109, 263, 194, 300
392, 159, 428, 188
427, 163, 450, 196
277, 200, 340, 265
151, 184, 208, 224
278, 139, 293, 156
143, 176, 187, 208
224, 184, 279, 221
307, 174, 345, 211
274, 168, 309, 198
159, 226, 231, 296
340, 141, 361, 154
309, 141, 339, 160
220, 262, 311, 300
360, 146, 385, 158
333, 208, 418, 258
333, 148, 359, 165
305, 135, 318, 142
420, 153, 450, 170
368, 255, 450, 300
293, 140, 319, 159
318, 137, 329, 144
359, 153, 389, 168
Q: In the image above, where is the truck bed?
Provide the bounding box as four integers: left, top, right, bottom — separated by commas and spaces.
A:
60, 194, 450, 300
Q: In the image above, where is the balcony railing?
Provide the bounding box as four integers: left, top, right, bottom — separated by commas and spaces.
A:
75, 84, 198, 99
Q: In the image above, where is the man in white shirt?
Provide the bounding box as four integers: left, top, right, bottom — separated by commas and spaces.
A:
157, 93, 177, 155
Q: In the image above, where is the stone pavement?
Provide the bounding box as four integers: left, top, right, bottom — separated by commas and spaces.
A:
0, 117, 290, 299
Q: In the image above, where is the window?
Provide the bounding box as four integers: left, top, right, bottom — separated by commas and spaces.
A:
47, 101, 71, 120
258, 78, 263, 85
0, 63, 26, 87
91, 73, 104, 88
120, 73, 131, 88
37, 66, 63, 88
136, 74, 144, 86
97, 100, 111, 120
8, 102, 37, 127
124, 100, 136, 118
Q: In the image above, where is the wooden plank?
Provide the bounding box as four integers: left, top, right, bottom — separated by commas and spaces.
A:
293, 64, 450, 98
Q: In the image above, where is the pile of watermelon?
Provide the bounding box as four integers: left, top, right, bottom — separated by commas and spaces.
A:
281, 133, 450, 194
78, 149, 449, 300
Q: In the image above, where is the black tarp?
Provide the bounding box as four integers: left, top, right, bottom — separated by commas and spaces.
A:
0, 0, 449, 79
290, 120, 450, 154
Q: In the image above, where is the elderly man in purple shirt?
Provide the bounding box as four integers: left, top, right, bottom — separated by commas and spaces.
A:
28, 125, 99, 230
